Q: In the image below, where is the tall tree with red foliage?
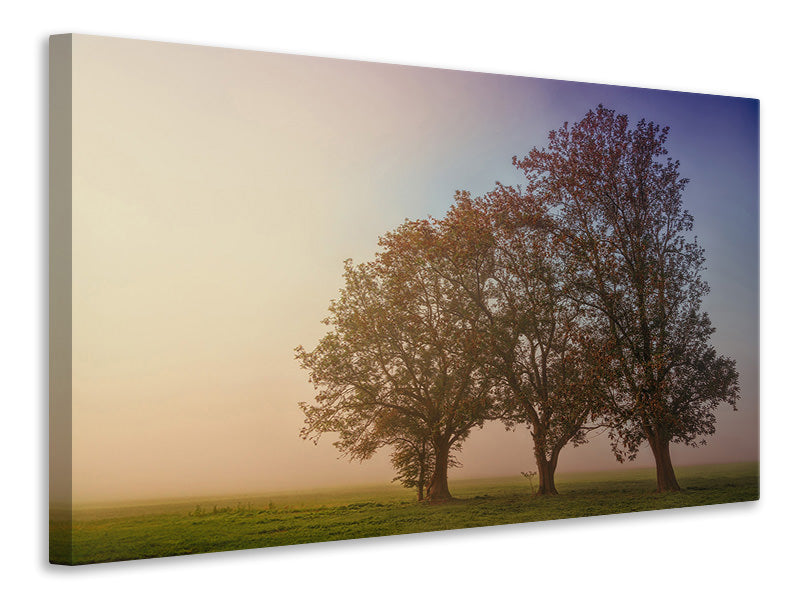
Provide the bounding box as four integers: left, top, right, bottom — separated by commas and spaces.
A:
513, 105, 740, 491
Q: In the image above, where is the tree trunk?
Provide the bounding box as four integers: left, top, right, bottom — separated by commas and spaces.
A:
534, 450, 559, 496
647, 431, 681, 492
426, 441, 453, 502
416, 479, 424, 502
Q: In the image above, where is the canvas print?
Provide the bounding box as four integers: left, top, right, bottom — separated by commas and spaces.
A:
49, 34, 759, 565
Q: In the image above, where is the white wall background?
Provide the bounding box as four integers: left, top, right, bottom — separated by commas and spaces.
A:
1, 1, 795, 598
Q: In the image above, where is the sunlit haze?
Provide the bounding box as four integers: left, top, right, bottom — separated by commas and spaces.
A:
69, 35, 758, 504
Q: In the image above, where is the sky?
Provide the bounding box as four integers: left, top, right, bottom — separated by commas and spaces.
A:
68, 35, 759, 504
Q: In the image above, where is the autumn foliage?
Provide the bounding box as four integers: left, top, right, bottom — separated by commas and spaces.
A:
514, 106, 740, 491
296, 230, 497, 502
296, 105, 739, 499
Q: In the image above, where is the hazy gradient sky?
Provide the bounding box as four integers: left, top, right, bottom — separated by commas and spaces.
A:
70, 35, 758, 503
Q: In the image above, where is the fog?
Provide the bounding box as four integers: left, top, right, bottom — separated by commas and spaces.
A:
68, 35, 758, 503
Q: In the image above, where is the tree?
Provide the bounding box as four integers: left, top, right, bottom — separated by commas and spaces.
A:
513, 105, 740, 491
295, 223, 496, 502
389, 432, 462, 501
389, 434, 435, 502
419, 190, 606, 494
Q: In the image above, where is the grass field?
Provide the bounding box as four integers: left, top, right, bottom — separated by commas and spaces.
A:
50, 462, 758, 565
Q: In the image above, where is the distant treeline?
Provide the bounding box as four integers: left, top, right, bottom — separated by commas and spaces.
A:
295, 105, 739, 502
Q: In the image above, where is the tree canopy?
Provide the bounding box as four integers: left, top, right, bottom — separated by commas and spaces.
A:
417, 189, 607, 494
297, 104, 740, 497
513, 105, 740, 490
296, 223, 497, 501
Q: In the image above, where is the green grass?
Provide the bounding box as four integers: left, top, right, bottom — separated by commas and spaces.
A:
50, 462, 758, 565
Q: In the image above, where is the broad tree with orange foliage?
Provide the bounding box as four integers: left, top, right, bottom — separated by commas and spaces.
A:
296, 224, 497, 502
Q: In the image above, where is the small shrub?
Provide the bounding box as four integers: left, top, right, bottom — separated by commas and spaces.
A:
521, 471, 538, 496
